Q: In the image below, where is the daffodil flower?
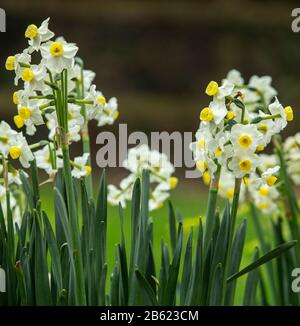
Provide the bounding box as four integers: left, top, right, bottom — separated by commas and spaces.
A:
71, 153, 91, 179
228, 149, 258, 178
95, 97, 119, 127
0, 121, 18, 155
25, 17, 55, 52
40, 37, 78, 73
9, 133, 34, 168
230, 124, 264, 152
84, 84, 107, 120
35, 145, 63, 175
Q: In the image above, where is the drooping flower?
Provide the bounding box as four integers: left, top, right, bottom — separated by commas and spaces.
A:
25, 17, 55, 52
8, 133, 34, 168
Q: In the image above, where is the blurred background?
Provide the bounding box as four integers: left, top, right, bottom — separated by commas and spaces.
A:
1, 0, 300, 189
1, 1, 300, 297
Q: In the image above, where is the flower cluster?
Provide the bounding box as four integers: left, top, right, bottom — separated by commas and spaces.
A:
3, 18, 119, 180
190, 69, 292, 201
217, 153, 281, 214
108, 145, 178, 210
283, 133, 300, 186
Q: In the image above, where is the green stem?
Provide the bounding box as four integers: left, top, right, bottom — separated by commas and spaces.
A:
77, 66, 93, 199
56, 70, 86, 305
203, 165, 221, 252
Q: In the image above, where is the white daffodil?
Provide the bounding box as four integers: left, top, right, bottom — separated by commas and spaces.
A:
0, 185, 21, 227
250, 166, 280, 190
35, 145, 62, 175
149, 186, 170, 211
250, 181, 280, 215
122, 145, 152, 175
110, 145, 177, 210
40, 37, 78, 73
107, 185, 127, 208
73, 64, 96, 91
230, 123, 263, 152
7, 169, 27, 186
249, 75, 277, 105
226, 69, 244, 87
258, 154, 278, 171
261, 166, 280, 185
210, 99, 228, 125
95, 97, 119, 127
190, 123, 214, 156
67, 104, 84, 129
45, 111, 57, 140
46, 110, 82, 143
10, 50, 32, 86
25, 17, 55, 52
254, 196, 278, 215
84, 84, 107, 120
0, 121, 18, 155
228, 149, 258, 178
213, 79, 235, 101
68, 125, 82, 143
256, 114, 276, 145
268, 98, 287, 132
12, 89, 32, 107
21, 64, 47, 92
9, 133, 34, 168
16, 103, 44, 136
218, 169, 246, 203
71, 153, 91, 179
283, 133, 300, 185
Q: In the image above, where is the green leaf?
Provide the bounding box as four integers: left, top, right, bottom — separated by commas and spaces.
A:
180, 228, 193, 305
184, 219, 204, 306
243, 248, 260, 306
110, 258, 120, 306
225, 219, 247, 305
30, 159, 40, 209
43, 211, 63, 295
158, 240, 169, 304
162, 223, 183, 306
20, 170, 34, 211
118, 242, 129, 305
98, 263, 107, 306
227, 240, 297, 283
168, 201, 177, 255
15, 262, 27, 305
211, 203, 230, 270
145, 242, 156, 294
233, 98, 245, 110
33, 212, 52, 305
209, 263, 223, 306
95, 171, 107, 283
135, 269, 158, 306
129, 178, 141, 276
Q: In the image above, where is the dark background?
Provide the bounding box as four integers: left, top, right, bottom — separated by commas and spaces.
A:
1, 0, 300, 183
